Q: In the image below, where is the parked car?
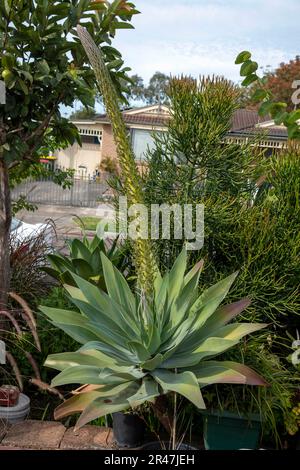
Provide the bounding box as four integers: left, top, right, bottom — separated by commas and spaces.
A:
10, 217, 55, 250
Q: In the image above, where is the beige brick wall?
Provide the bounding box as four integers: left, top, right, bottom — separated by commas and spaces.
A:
101, 124, 118, 162
100, 124, 148, 175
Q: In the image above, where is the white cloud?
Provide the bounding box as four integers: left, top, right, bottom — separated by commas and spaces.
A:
113, 0, 300, 83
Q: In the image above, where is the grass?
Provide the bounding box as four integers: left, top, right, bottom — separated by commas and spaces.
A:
73, 216, 103, 231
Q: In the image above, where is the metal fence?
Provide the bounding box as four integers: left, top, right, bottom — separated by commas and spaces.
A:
11, 171, 111, 208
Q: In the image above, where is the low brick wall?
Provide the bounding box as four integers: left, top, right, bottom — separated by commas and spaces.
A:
0, 420, 116, 450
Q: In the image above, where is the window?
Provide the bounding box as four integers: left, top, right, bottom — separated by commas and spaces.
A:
131, 129, 158, 161
81, 135, 101, 145
79, 128, 102, 145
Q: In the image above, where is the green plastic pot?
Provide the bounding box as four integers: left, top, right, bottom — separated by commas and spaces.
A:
202, 410, 262, 450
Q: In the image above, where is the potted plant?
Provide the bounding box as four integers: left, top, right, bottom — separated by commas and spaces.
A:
201, 408, 262, 450
41, 250, 268, 449
112, 411, 145, 448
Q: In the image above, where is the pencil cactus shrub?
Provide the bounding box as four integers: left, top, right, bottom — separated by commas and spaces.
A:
41, 250, 268, 429
77, 23, 158, 298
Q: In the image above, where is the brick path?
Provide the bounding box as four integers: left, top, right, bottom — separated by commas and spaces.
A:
0, 420, 116, 450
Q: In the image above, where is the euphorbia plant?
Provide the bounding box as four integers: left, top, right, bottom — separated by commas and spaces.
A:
42, 250, 268, 430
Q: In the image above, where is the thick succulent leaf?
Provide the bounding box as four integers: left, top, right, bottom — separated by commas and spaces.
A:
142, 354, 164, 371
40, 306, 102, 344
128, 378, 159, 408
70, 239, 92, 263
75, 382, 140, 430
51, 365, 108, 387
168, 324, 265, 367
51, 365, 141, 387
54, 390, 103, 420
167, 249, 187, 302
89, 234, 104, 252
155, 272, 169, 313
45, 350, 118, 371
70, 273, 140, 335
89, 249, 102, 274
202, 298, 252, 333
41, 304, 133, 351
153, 370, 206, 409
146, 322, 161, 354
162, 338, 239, 368
183, 259, 204, 286
96, 220, 108, 240
60, 270, 77, 286
98, 367, 145, 384
42, 266, 61, 280
78, 342, 137, 367
100, 252, 136, 314
127, 341, 151, 361
190, 361, 269, 387
160, 315, 195, 353
78, 341, 138, 364
173, 302, 254, 356
72, 258, 94, 279
190, 272, 239, 325
48, 253, 73, 272
64, 285, 89, 305
65, 295, 136, 343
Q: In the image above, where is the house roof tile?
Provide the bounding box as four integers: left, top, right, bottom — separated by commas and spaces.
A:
74, 107, 288, 140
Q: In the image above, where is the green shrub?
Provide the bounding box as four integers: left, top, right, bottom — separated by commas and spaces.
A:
143, 76, 299, 443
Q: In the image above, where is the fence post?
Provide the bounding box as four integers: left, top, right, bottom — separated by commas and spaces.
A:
71, 179, 74, 206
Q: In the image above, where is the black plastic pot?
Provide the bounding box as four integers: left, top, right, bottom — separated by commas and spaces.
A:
112, 412, 146, 448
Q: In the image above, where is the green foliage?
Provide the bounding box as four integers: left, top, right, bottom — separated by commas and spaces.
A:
99, 155, 120, 176
203, 332, 298, 445
43, 226, 128, 290
143, 76, 299, 441
0, 0, 139, 168
70, 106, 97, 120
9, 287, 79, 385
73, 216, 103, 231
41, 250, 267, 429
235, 51, 300, 139
144, 76, 263, 271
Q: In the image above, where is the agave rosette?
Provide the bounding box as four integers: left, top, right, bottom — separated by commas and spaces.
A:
41, 250, 267, 429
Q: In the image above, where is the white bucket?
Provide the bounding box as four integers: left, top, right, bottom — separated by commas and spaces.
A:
0, 393, 30, 424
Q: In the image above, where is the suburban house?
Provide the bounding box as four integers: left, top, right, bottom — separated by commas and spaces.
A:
54, 104, 289, 175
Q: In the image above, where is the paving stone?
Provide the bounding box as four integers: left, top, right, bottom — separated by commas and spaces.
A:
60, 426, 116, 450
1, 420, 66, 449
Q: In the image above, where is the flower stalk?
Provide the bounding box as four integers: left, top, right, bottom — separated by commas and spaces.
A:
77, 25, 157, 298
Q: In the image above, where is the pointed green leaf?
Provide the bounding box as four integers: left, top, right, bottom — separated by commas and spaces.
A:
128, 378, 159, 408
142, 354, 164, 371
154, 370, 206, 409
190, 361, 268, 387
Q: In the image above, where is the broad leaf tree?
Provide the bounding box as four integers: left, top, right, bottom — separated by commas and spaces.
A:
0, 0, 139, 307
235, 51, 300, 139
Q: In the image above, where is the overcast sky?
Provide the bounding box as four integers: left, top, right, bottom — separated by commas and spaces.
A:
113, 0, 300, 85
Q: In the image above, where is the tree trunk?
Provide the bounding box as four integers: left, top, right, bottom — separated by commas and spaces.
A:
0, 157, 11, 312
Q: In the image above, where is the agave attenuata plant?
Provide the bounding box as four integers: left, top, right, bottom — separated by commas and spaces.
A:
41, 250, 267, 430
